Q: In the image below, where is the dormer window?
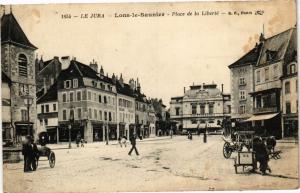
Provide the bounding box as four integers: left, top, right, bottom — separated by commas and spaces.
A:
73, 79, 78, 88
287, 63, 297, 75
18, 54, 28, 77
64, 80, 71, 89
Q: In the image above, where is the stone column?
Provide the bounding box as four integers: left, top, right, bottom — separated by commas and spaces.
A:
85, 121, 93, 143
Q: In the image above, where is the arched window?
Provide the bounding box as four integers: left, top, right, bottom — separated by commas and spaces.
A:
18, 54, 28, 77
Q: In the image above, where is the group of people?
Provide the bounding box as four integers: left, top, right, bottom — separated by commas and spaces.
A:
252, 136, 273, 175
22, 135, 38, 173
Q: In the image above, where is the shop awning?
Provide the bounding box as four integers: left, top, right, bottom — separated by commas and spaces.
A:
244, 113, 279, 122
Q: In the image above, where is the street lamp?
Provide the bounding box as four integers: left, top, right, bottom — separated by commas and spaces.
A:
69, 106, 75, 149
24, 95, 33, 136
106, 122, 109, 145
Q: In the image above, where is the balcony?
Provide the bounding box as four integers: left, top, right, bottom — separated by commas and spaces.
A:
253, 107, 278, 114
170, 113, 225, 119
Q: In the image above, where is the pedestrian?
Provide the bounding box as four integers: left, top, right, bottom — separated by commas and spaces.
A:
80, 138, 85, 147
22, 135, 32, 172
76, 132, 81, 147
121, 136, 127, 147
118, 137, 122, 147
128, 134, 139, 156
254, 137, 270, 175
31, 138, 39, 171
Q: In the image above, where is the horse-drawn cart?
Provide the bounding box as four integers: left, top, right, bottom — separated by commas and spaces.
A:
34, 132, 56, 168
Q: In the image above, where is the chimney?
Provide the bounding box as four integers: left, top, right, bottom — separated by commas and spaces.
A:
221, 84, 224, 93
54, 56, 59, 60
137, 78, 141, 92
61, 56, 70, 70
112, 73, 116, 84
129, 78, 135, 90
119, 73, 124, 86
100, 66, 104, 76
89, 59, 98, 73
184, 87, 186, 93
259, 33, 265, 42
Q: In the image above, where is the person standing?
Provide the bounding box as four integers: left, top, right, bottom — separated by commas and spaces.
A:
31, 138, 39, 171
255, 137, 270, 175
22, 136, 32, 172
128, 134, 139, 156
76, 132, 81, 147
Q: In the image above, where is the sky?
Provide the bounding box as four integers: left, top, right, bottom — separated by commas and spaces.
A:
2, 0, 296, 108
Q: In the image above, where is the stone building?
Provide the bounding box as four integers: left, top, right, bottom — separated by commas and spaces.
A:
2, 71, 12, 142
35, 56, 62, 98
36, 82, 59, 143
57, 59, 117, 143
116, 76, 136, 139
249, 28, 296, 139
228, 43, 262, 124
170, 83, 231, 134
1, 12, 38, 141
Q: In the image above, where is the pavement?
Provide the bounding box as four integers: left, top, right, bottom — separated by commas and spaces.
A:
3, 135, 299, 192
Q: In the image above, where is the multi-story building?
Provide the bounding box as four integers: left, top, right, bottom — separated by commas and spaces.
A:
249, 28, 296, 138
228, 43, 262, 125
116, 76, 136, 139
35, 56, 62, 98
134, 80, 149, 138
147, 101, 156, 137
36, 82, 59, 143
57, 59, 117, 143
2, 71, 12, 142
170, 83, 231, 134
1, 12, 38, 141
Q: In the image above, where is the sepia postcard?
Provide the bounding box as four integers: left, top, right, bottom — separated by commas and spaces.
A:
1, 0, 299, 192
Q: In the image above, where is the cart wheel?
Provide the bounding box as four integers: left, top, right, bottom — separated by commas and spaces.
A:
223, 142, 232, 159
49, 152, 55, 168
234, 158, 238, 174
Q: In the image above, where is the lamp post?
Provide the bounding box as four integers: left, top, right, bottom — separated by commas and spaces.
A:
69, 106, 74, 149
106, 122, 109, 145
24, 95, 33, 136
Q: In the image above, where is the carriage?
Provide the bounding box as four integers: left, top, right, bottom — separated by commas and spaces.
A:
35, 132, 56, 168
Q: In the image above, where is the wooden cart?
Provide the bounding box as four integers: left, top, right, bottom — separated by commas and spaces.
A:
234, 151, 256, 174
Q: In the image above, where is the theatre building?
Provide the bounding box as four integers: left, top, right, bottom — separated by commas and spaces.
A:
57, 59, 117, 142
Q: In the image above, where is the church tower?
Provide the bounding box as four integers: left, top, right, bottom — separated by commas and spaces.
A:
1, 9, 38, 139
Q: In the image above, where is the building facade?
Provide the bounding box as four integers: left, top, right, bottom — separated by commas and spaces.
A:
170, 83, 231, 134
57, 59, 117, 143
228, 43, 262, 124
2, 72, 12, 142
250, 28, 296, 139
1, 12, 38, 142
35, 56, 62, 98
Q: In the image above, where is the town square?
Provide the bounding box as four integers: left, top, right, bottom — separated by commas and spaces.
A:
1, 1, 299, 192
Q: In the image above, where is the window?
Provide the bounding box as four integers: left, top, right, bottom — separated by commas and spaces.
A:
99, 95, 102, 103
239, 90, 246, 100
94, 109, 97, 120
239, 77, 245, 85
256, 70, 260, 83
45, 105, 49, 113
286, 102, 291, 114
239, 105, 246, 114
73, 79, 78, 88
70, 92, 74, 102
18, 54, 28, 77
265, 67, 269, 81
119, 99, 122, 106
200, 105, 205, 115
63, 109, 67, 120
19, 84, 29, 96
44, 119, 48, 126
191, 120, 197, 124
40, 119, 43, 126
104, 111, 107, 121
62, 93, 67, 102
53, 104, 57, 111
290, 64, 296, 74
109, 112, 112, 121
82, 90, 87, 100
64, 80, 71, 89
77, 108, 82, 119
88, 91, 92, 100
191, 104, 197, 115
69, 109, 74, 120
89, 108, 92, 119
175, 107, 180, 115
273, 65, 278, 79
93, 93, 97, 102
285, 81, 290, 94
21, 109, 27, 121
256, 95, 262, 108
209, 104, 214, 114
41, 105, 44, 113
76, 91, 81, 101
104, 96, 107, 104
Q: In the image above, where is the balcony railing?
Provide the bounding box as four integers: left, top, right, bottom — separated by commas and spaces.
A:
253, 107, 278, 114
170, 113, 226, 119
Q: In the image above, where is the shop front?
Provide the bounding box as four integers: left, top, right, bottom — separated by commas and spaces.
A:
283, 114, 298, 138
58, 123, 84, 142
15, 121, 34, 142
109, 124, 117, 140
93, 123, 103, 142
